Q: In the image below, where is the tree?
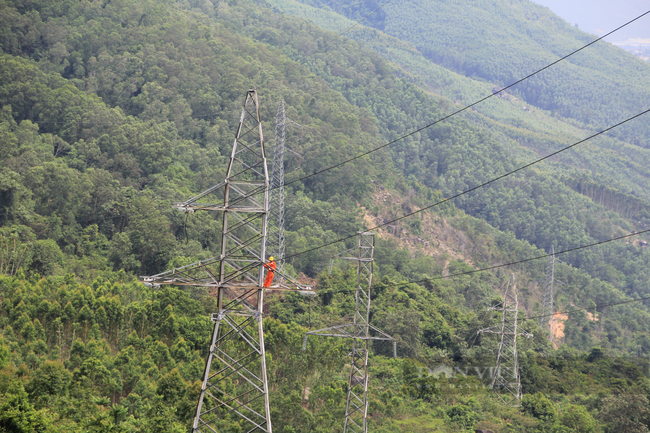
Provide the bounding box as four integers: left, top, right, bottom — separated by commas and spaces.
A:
560, 404, 597, 433
30, 239, 63, 276
133, 396, 186, 433
521, 392, 557, 430
0, 382, 48, 433
156, 368, 186, 405
598, 392, 650, 433
0, 337, 9, 369
26, 360, 72, 400
108, 233, 139, 272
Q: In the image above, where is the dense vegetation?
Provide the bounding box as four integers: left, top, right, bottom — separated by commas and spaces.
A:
267, 0, 650, 204
3, 270, 650, 432
2, 0, 650, 430
261, 0, 650, 336
296, 0, 650, 146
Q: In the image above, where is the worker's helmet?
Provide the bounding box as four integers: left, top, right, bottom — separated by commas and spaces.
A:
269, 256, 275, 261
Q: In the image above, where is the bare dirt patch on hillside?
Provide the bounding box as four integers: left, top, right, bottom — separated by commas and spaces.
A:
362, 186, 475, 273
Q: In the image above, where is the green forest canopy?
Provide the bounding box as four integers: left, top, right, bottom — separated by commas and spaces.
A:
1, 0, 650, 431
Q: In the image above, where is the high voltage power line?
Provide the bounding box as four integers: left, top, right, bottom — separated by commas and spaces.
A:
283, 8, 650, 189
32, 4, 650, 310
392, 229, 650, 290
525, 294, 650, 323
318, 229, 650, 317
29, 8, 650, 160
280, 5, 650, 322
417, 228, 650, 283
454, 294, 650, 363
48, 8, 650, 279
284, 106, 650, 261
417, 289, 650, 367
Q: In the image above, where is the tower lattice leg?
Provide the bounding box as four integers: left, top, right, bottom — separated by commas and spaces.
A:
478, 274, 532, 407
193, 288, 271, 432
303, 232, 395, 433
141, 90, 314, 432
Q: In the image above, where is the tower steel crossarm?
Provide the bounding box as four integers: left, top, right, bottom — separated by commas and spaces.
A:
478, 274, 532, 407
540, 246, 555, 343
303, 232, 396, 433
140, 90, 311, 433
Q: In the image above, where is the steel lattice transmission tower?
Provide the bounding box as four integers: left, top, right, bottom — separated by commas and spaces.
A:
540, 246, 555, 343
303, 232, 395, 433
141, 90, 310, 433
478, 274, 532, 407
266, 100, 303, 281
266, 101, 287, 280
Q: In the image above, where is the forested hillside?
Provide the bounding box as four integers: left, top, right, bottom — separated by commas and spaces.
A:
267, 0, 650, 204
247, 0, 650, 312
263, 0, 650, 329
296, 0, 650, 146
2, 0, 650, 431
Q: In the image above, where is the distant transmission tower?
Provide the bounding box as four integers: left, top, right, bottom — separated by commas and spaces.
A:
141, 90, 311, 433
478, 274, 532, 407
540, 246, 555, 343
267, 101, 287, 280
266, 100, 304, 281
303, 232, 395, 433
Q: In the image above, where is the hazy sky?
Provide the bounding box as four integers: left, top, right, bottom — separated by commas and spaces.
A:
532, 0, 650, 46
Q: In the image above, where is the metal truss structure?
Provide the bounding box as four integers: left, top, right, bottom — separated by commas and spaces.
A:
303, 232, 395, 433
478, 274, 532, 407
540, 246, 555, 343
266, 101, 304, 283
141, 90, 311, 433
266, 101, 287, 281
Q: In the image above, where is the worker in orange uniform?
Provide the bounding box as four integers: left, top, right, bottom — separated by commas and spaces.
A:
263, 256, 276, 288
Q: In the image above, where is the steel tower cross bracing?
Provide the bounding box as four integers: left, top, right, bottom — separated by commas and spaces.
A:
540, 246, 555, 343
303, 232, 395, 433
266, 101, 287, 280
140, 90, 311, 433
478, 274, 532, 407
